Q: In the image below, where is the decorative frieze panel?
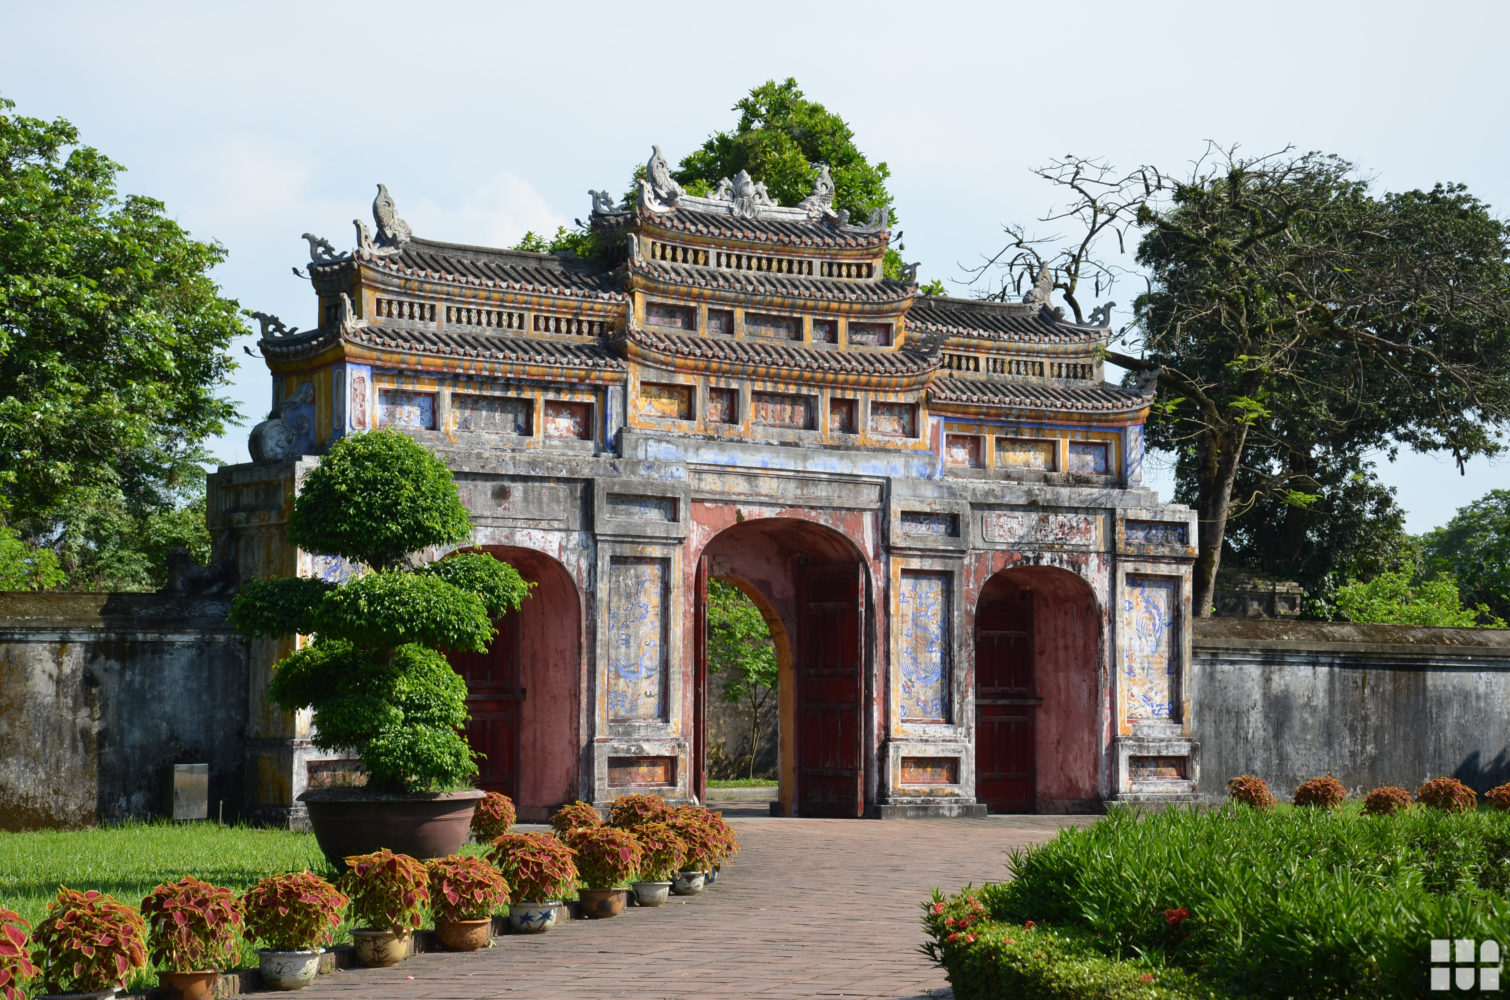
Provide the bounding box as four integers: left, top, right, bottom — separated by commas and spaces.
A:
987, 511, 1098, 547
707, 387, 737, 424
945, 434, 984, 468
348, 364, 373, 432
606, 494, 678, 523
997, 438, 1056, 472
871, 402, 916, 438
454, 394, 532, 436
829, 397, 856, 433
637, 383, 693, 421
752, 392, 814, 429
1068, 441, 1111, 475
1123, 575, 1180, 722
849, 321, 892, 347
813, 318, 838, 343
544, 400, 593, 439
606, 557, 669, 722
745, 311, 802, 341
897, 571, 950, 723
900, 756, 959, 785
1125, 521, 1188, 546
607, 755, 676, 787
707, 308, 734, 335
646, 301, 696, 331
377, 389, 435, 429
900, 512, 959, 538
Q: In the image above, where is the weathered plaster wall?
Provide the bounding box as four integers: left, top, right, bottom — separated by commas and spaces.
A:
0, 594, 248, 830
1193, 619, 1510, 799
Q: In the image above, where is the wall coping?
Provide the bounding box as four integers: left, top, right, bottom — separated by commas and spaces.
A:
1195, 617, 1510, 658
0, 592, 237, 633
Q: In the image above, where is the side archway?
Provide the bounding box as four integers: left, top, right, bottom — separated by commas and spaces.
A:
447, 547, 581, 821
974, 565, 1100, 812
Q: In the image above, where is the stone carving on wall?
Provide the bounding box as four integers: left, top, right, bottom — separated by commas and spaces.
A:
990, 511, 1097, 546
247, 381, 315, 463
1123, 575, 1180, 721
606, 557, 668, 721
897, 571, 949, 722
372, 183, 413, 247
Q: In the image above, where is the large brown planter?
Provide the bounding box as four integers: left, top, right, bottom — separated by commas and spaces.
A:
299, 788, 486, 867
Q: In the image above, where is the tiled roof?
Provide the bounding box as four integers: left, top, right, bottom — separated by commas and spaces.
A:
632, 258, 912, 303
635, 207, 889, 249
628, 328, 938, 377
349, 325, 625, 369
908, 295, 1105, 343
929, 377, 1153, 413
314, 238, 625, 299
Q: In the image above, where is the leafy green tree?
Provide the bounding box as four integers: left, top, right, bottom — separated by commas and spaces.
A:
1421, 489, 1510, 622
0, 525, 64, 590
230, 430, 532, 793
1334, 571, 1504, 628
0, 96, 242, 586
707, 578, 778, 780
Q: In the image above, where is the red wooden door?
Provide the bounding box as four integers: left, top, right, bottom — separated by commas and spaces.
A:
693, 556, 709, 807
975, 587, 1038, 812
796, 563, 864, 817
450, 611, 522, 798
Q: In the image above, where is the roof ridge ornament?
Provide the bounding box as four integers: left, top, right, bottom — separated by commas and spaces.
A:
1022, 263, 1055, 308
301, 233, 345, 263
373, 183, 413, 247
1087, 301, 1115, 328
797, 165, 837, 219
250, 311, 300, 339
589, 189, 626, 215
639, 146, 684, 213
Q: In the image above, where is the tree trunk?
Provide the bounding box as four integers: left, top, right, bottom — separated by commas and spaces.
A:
1192, 424, 1249, 616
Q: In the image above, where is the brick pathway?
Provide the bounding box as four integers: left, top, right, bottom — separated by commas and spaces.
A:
273, 807, 1093, 1000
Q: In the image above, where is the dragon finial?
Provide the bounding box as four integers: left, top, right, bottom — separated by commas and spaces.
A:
372, 183, 413, 247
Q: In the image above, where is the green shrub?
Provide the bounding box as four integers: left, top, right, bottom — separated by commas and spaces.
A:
1417, 776, 1477, 813
940, 805, 1510, 999
229, 429, 532, 793
1225, 774, 1275, 811
1362, 786, 1413, 816
1293, 775, 1347, 808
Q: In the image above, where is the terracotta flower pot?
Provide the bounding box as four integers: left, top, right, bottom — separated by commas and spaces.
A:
352, 929, 409, 967
299, 788, 486, 868
507, 901, 559, 934
631, 881, 672, 906
257, 949, 321, 991
158, 970, 217, 1000
434, 917, 493, 951
577, 887, 628, 919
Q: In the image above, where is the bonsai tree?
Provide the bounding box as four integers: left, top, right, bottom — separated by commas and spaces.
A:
30, 887, 148, 995
241, 872, 348, 953
487, 833, 578, 903
471, 791, 517, 841
0, 907, 39, 1000
426, 855, 510, 923
140, 876, 243, 973
627, 822, 686, 884
564, 827, 644, 889
341, 849, 430, 936
229, 429, 532, 793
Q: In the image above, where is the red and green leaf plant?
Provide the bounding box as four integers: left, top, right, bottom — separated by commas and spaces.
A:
665, 809, 719, 872
426, 855, 510, 922
487, 833, 578, 903
470, 791, 517, 841
30, 887, 148, 994
341, 849, 430, 935
1362, 785, 1414, 816
241, 871, 348, 952
0, 908, 39, 1000
1485, 782, 1510, 812
1417, 776, 1478, 813
630, 822, 687, 883
564, 827, 644, 888
140, 876, 244, 973
1293, 775, 1347, 809
606, 793, 673, 830
1226, 774, 1276, 811
548, 800, 603, 837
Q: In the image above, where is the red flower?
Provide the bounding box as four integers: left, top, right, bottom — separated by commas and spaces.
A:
1163, 906, 1189, 926
930, 902, 944, 916
1141, 973, 1155, 983
1024, 920, 1036, 928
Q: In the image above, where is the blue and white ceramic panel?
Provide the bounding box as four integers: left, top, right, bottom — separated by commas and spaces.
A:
606, 557, 667, 721
1123, 575, 1180, 721
897, 570, 950, 722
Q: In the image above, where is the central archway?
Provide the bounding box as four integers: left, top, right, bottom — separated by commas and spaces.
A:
695, 518, 869, 817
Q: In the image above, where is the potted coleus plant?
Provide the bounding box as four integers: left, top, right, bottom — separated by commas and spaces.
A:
487, 833, 578, 934
427, 855, 509, 951
30, 887, 147, 999
606, 793, 672, 830
563, 827, 643, 919
241, 871, 347, 991
548, 800, 603, 837
665, 810, 719, 895
341, 849, 429, 967
470, 791, 517, 842
229, 429, 532, 866
140, 877, 243, 1000
0, 907, 40, 1000
626, 821, 686, 907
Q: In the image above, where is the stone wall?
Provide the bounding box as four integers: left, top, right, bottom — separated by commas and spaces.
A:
1192, 619, 1510, 800
0, 593, 248, 830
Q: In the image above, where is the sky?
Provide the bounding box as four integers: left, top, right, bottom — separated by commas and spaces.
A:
4, 0, 1507, 534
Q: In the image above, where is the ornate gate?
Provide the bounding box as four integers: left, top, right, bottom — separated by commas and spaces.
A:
975, 586, 1037, 811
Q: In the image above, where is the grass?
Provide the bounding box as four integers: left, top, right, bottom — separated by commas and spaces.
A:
0, 820, 333, 992
707, 778, 777, 788
927, 803, 1510, 999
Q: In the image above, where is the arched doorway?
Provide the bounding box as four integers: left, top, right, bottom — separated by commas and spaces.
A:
447, 547, 581, 821
696, 518, 869, 817
974, 566, 1100, 813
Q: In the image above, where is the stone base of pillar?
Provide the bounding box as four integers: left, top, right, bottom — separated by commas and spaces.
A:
869, 800, 988, 819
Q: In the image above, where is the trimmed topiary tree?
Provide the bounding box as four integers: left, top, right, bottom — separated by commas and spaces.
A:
1225, 775, 1276, 812
1362, 786, 1414, 816
1292, 776, 1347, 809
1416, 776, 1478, 813
230, 429, 532, 793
